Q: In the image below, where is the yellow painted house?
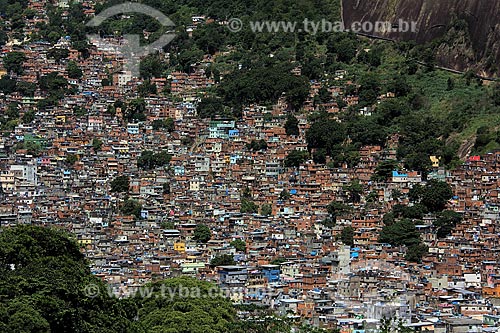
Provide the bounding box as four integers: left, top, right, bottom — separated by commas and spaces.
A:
55, 116, 66, 124
174, 242, 186, 252
430, 156, 441, 168
78, 238, 92, 246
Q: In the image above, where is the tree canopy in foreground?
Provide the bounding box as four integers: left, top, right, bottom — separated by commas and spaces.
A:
0, 226, 334, 333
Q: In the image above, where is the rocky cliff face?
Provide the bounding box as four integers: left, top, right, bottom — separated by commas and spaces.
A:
342, 0, 500, 77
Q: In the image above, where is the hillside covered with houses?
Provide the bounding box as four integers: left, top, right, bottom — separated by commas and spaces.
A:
1, 0, 500, 332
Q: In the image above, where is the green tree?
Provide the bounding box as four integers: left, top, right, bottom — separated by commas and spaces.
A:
176, 47, 204, 73
197, 97, 225, 119
0, 75, 17, 94
358, 48, 382, 67
379, 219, 421, 247
22, 110, 35, 123
120, 199, 142, 218
313, 148, 327, 164
66, 61, 83, 79
284, 150, 309, 168
366, 190, 378, 203
74, 106, 86, 117
153, 151, 172, 168
38, 72, 68, 103
136, 277, 235, 332
230, 239, 246, 252
284, 114, 299, 136
210, 254, 235, 266
260, 203, 272, 216
152, 118, 175, 132
464, 70, 476, 86
434, 210, 462, 238
327, 201, 350, 224
138, 79, 157, 97
241, 198, 258, 214
15, 141, 42, 156
39, 72, 68, 92
164, 118, 175, 132
270, 258, 287, 265
218, 64, 310, 111
343, 179, 363, 203
392, 189, 402, 201
405, 244, 428, 263
388, 75, 411, 97
137, 150, 172, 170
279, 190, 291, 201
242, 187, 252, 198
16, 81, 36, 97
48, 48, 69, 63
379, 317, 415, 333
404, 152, 433, 176
193, 224, 211, 243
139, 54, 166, 79
306, 117, 346, 153
285, 75, 310, 111
340, 226, 354, 246
247, 139, 268, 151
392, 204, 426, 220
321, 218, 336, 228
0, 226, 135, 332
92, 138, 103, 151
110, 175, 129, 193
6, 102, 19, 119
125, 98, 146, 121
3, 301, 51, 333
0, 30, 6, 47
408, 184, 424, 203
193, 22, 225, 55
327, 33, 358, 63
358, 72, 381, 106
107, 103, 117, 116
65, 154, 77, 166
409, 180, 453, 212
227, 315, 327, 333
372, 160, 399, 182
493, 84, 500, 106
160, 220, 175, 229
3, 51, 26, 75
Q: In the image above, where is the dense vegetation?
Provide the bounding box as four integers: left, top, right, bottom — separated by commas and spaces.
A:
85, 1, 500, 175
379, 181, 455, 262
2, 0, 493, 329
1, 0, 500, 166
0, 226, 337, 333
0, 226, 136, 332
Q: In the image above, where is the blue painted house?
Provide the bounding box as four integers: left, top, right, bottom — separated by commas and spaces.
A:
261, 264, 280, 283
